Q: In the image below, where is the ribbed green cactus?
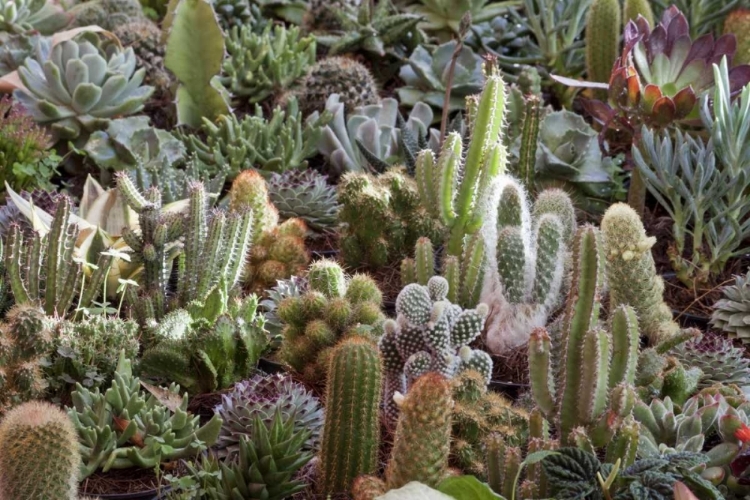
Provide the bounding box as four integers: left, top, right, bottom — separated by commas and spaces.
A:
485, 434, 522, 499
481, 178, 575, 354
0, 304, 55, 410
385, 372, 453, 489
516, 94, 542, 192
379, 277, 491, 423
528, 225, 640, 448
6, 196, 113, 317
415, 62, 507, 257
585, 0, 621, 85
319, 337, 383, 495
623, 0, 654, 27
601, 203, 679, 343
0, 401, 80, 499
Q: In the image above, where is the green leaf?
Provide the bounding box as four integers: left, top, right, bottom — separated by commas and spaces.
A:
438, 476, 506, 500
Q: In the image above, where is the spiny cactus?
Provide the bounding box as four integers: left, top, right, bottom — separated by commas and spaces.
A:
415, 61, 507, 257
294, 56, 379, 117
6, 196, 113, 317
0, 304, 54, 411
528, 225, 640, 449
0, 401, 80, 499
246, 217, 310, 294
69, 0, 143, 30
379, 277, 491, 423
338, 167, 442, 270
68, 353, 222, 478
221, 24, 315, 103
319, 337, 382, 495
481, 178, 575, 354
586, 0, 621, 86
267, 169, 340, 233
112, 19, 173, 93
278, 260, 384, 383
601, 203, 679, 343
385, 372, 453, 489
14, 38, 154, 140
228, 169, 280, 241
623, 0, 655, 27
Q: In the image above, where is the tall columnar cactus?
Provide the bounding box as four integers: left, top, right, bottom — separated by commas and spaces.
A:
585, 0, 621, 85
623, 0, 654, 27
481, 177, 575, 354
0, 401, 81, 499
516, 94, 542, 192
385, 373, 453, 489
601, 203, 679, 343
6, 196, 113, 317
415, 62, 507, 257
228, 169, 281, 241
379, 277, 491, 423
318, 337, 383, 495
528, 225, 640, 448
0, 304, 55, 410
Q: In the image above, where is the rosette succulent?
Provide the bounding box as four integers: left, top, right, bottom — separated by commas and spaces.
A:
14, 39, 154, 140
712, 271, 750, 344
267, 169, 340, 233
0, 0, 71, 34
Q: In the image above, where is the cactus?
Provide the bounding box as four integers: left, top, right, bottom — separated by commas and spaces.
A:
0, 401, 80, 499
385, 372, 453, 489
6, 196, 113, 317
416, 62, 507, 257
516, 94, 542, 192
528, 225, 640, 449
112, 20, 173, 93
69, 0, 143, 30
585, 0, 621, 85
319, 337, 383, 495
246, 218, 310, 294
163, 0, 230, 127
0, 304, 54, 411
623, 0, 654, 27
379, 277, 490, 423
228, 169, 280, 240
481, 178, 575, 354
278, 260, 384, 383
338, 167, 442, 270
221, 24, 315, 103
601, 203, 679, 343
68, 352, 222, 478
352, 475, 388, 500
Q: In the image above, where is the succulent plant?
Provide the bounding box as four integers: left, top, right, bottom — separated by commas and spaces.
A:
210, 0, 267, 32
294, 56, 380, 118
725, 8, 750, 65
398, 41, 485, 112
653, 0, 740, 38
0, 32, 50, 77
68, 0, 144, 31
214, 373, 324, 460
407, 0, 516, 40
228, 169, 280, 241
464, 15, 535, 65
671, 334, 750, 389
267, 169, 339, 233
221, 24, 315, 103
337, 167, 442, 270
246, 217, 311, 294
379, 277, 491, 423
182, 98, 327, 179
0, 0, 71, 34
112, 19, 172, 93
14, 38, 154, 140
304, 0, 358, 31
712, 270, 750, 344
259, 275, 306, 343
585, 0, 620, 87
317, 94, 439, 174
0, 401, 81, 499
68, 353, 223, 478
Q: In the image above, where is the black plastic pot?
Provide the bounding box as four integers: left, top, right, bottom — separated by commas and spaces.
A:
95, 488, 166, 500
672, 309, 710, 329
488, 380, 529, 400
258, 357, 286, 374
311, 249, 339, 259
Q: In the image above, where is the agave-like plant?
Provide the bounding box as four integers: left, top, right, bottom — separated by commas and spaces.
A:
408, 0, 518, 41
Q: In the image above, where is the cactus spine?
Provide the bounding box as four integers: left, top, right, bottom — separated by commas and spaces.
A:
528, 225, 639, 448
586, 0, 621, 85
385, 373, 453, 489
623, 0, 654, 27
0, 401, 81, 499
318, 337, 383, 495
415, 62, 507, 257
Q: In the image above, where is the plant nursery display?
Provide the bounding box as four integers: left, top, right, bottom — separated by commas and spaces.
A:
4, 0, 750, 499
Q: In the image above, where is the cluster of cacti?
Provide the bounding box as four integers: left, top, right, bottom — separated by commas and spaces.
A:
112, 19, 173, 93
139, 295, 267, 394
277, 259, 385, 383
49, 316, 140, 392
267, 169, 340, 233
528, 225, 641, 453
293, 56, 380, 117
601, 203, 681, 343
318, 337, 383, 495
67, 353, 223, 478
0, 304, 55, 412
214, 373, 324, 459
337, 167, 442, 269
246, 217, 311, 294
379, 277, 491, 423
711, 270, 750, 344
183, 98, 327, 179
481, 180, 576, 354
68, 0, 143, 30
14, 37, 154, 139
221, 24, 316, 102
0, 401, 81, 499
6, 196, 113, 316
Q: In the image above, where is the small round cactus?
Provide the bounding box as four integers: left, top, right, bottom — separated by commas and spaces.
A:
307, 259, 347, 298
296, 56, 379, 117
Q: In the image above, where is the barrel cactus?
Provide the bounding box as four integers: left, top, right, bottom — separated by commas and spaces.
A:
14, 39, 154, 139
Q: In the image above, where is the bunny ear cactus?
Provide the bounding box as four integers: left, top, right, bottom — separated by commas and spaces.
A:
14, 39, 154, 140
163, 0, 230, 127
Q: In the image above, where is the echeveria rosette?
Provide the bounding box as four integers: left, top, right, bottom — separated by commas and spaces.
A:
14, 39, 154, 140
